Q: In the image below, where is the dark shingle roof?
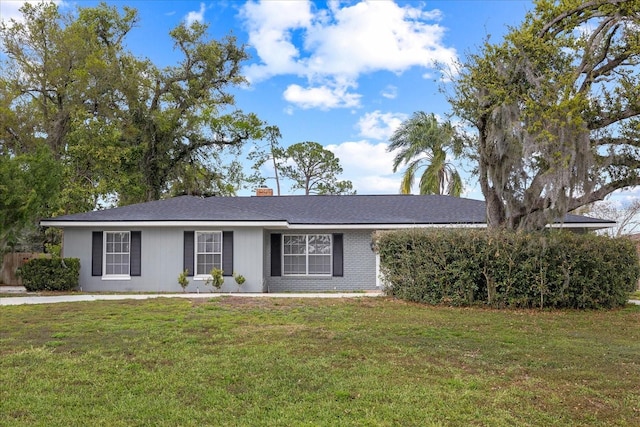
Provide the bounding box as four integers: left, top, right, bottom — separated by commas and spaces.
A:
42, 194, 614, 227
233, 194, 487, 224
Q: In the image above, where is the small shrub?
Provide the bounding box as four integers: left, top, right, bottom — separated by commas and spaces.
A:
177, 269, 189, 292
19, 258, 80, 292
208, 268, 224, 291
233, 272, 246, 292
233, 272, 246, 285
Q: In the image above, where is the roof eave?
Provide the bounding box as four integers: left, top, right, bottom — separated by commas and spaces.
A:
285, 223, 487, 229
40, 220, 290, 228
547, 222, 616, 230
40, 220, 614, 230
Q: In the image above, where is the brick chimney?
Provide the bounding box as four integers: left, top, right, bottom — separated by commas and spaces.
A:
256, 187, 274, 197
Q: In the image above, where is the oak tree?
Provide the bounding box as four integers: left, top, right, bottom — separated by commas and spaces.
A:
0, 2, 266, 249
116, 21, 265, 202
449, 0, 640, 231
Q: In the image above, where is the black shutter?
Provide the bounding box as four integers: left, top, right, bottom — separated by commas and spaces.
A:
92, 231, 103, 276
332, 234, 344, 277
222, 231, 233, 276
183, 231, 194, 276
270, 233, 281, 276
130, 231, 141, 276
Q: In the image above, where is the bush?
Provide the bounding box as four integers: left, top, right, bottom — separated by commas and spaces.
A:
19, 258, 80, 292
376, 229, 640, 309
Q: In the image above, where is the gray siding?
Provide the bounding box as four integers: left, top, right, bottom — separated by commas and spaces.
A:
63, 227, 263, 292
264, 229, 377, 292
230, 227, 264, 293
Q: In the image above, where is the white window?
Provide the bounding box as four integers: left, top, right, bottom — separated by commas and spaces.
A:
104, 231, 130, 276
196, 231, 222, 276
283, 234, 332, 276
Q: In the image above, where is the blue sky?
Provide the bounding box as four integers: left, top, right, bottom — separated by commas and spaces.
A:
0, 1, 571, 199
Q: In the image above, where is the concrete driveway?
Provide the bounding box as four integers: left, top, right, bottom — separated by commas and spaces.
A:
2, 286, 638, 306
0, 290, 383, 306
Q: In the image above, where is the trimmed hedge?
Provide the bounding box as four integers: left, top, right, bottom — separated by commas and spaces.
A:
19, 258, 80, 292
376, 229, 640, 309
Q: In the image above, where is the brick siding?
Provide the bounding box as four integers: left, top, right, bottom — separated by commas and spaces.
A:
265, 229, 378, 292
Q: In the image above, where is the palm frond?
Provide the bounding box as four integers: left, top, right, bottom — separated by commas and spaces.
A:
447, 169, 464, 197
399, 160, 422, 194
389, 111, 464, 196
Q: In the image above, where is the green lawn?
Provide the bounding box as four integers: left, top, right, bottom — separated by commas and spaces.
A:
1, 297, 639, 426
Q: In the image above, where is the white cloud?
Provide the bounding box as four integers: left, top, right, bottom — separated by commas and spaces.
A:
353, 175, 402, 194
184, 2, 206, 26
283, 82, 361, 110
608, 187, 640, 206
326, 140, 397, 175
1, 0, 64, 24
240, 0, 457, 110
381, 85, 398, 99
240, 0, 313, 81
325, 140, 402, 193
356, 111, 407, 140
303, 1, 453, 77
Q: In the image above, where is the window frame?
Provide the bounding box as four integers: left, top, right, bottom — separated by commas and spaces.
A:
194, 231, 223, 279
282, 234, 332, 277
103, 231, 131, 279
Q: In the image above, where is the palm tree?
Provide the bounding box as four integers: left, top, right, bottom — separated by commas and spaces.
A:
388, 112, 464, 196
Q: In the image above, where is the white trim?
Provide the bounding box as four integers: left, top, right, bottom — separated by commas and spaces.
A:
41, 220, 614, 230
101, 275, 131, 281
103, 231, 131, 278
288, 222, 614, 230
194, 231, 223, 276
546, 222, 614, 229
375, 253, 381, 288
41, 221, 488, 229
285, 223, 488, 230
282, 234, 332, 277
40, 220, 290, 228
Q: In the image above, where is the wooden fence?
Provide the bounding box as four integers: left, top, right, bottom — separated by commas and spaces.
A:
0, 253, 46, 286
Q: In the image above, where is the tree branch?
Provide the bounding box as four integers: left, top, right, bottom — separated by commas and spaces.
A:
590, 106, 639, 129
568, 178, 640, 210
537, 0, 627, 38
578, 20, 622, 93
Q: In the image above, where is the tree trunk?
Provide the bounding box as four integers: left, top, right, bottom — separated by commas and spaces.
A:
478, 117, 506, 228
271, 150, 281, 196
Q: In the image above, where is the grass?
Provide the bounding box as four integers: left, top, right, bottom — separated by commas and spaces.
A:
1, 297, 639, 426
